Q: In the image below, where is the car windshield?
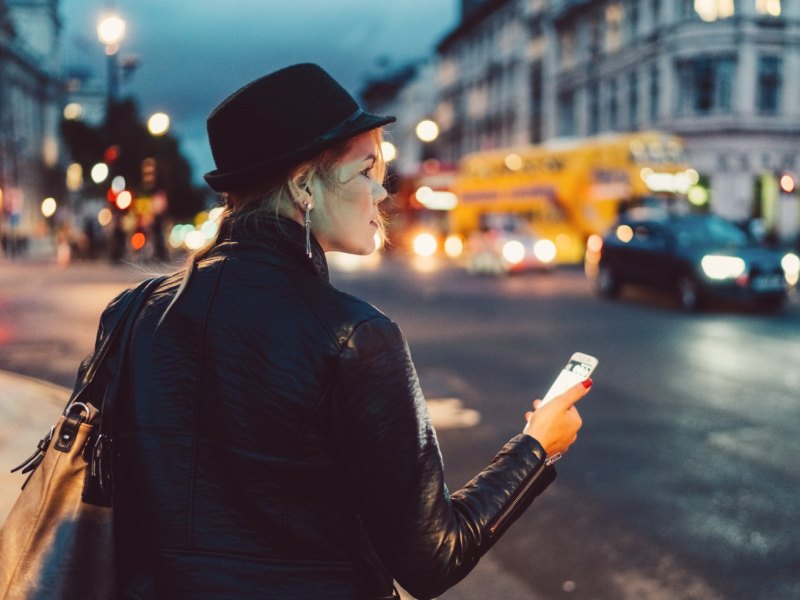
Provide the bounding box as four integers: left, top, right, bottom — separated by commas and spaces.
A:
671, 216, 749, 248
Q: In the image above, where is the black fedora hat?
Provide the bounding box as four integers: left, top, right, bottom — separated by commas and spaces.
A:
203, 63, 395, 192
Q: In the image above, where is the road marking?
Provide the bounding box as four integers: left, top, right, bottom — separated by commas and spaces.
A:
426, 397, 481, 430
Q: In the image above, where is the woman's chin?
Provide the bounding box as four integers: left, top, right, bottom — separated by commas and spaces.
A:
327, 245, 374, 257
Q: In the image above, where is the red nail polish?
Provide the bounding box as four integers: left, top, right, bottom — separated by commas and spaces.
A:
582, 378, 593, 389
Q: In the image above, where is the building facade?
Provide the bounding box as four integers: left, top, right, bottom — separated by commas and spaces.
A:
0, 0, 63, 252
374, 0, 799, 240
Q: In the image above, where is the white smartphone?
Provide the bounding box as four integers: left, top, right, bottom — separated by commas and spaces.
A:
540, 352, 598, 405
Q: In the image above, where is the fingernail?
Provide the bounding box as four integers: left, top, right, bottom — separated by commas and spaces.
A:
582, 378, 593, 389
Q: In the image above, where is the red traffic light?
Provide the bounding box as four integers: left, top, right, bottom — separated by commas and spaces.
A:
104, 145, 120, 163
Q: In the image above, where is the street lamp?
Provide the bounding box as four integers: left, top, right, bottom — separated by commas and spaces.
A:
147, 112, 170, 136
415, 119, 440, 143
97, 13, 126, 116
415, 118, 440, 166
381, 141, 397, 163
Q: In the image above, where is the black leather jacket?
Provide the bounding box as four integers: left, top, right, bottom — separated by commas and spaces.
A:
109, 215, 556, 600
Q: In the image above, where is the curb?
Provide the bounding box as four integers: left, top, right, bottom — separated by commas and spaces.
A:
0, 370, 70, 522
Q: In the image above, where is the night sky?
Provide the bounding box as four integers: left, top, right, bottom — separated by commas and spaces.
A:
59, 0, 459, 184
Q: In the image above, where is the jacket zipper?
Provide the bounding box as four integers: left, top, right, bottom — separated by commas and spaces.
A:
488, 461, 547, 535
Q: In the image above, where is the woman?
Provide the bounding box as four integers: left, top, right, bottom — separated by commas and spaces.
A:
110, 63, 590, 600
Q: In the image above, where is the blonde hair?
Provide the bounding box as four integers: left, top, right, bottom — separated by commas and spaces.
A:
157, 128, 387, 328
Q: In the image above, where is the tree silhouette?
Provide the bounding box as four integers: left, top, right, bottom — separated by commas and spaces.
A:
60, 99, 205, 219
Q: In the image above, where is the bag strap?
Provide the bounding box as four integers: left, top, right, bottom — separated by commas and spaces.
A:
69, 275, 166, 411
79, 275, 167, 505
96, 275, 166, 433
10, 276, 167, 483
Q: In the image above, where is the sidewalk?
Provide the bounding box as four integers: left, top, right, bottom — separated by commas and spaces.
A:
0, 369, 70, 522
0, 369, 543, 600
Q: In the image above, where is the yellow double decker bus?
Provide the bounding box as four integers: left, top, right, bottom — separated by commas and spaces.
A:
450, 131, 697, 267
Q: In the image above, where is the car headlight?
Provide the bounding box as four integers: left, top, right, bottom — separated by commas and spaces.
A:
443, 235, 464, 258
412, 232, 438, 257
782, 252, 800, 285
701, 255, 746, 280
502, 240, 526, 264
533, 239, 557, 263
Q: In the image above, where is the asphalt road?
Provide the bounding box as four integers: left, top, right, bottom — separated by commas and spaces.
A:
1, 255, 798, 599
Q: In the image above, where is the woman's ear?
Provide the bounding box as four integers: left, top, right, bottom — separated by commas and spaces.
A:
289, 176, 314, 210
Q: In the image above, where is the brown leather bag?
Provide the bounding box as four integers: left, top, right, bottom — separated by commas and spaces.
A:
0, 402, 114, 599
0, 276, 164, 599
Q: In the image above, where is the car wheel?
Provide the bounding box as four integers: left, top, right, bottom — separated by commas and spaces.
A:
595, 264, 620, 298
677, 276, 702, 312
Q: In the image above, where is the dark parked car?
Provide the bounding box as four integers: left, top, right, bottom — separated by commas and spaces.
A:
585, 211, 800, 311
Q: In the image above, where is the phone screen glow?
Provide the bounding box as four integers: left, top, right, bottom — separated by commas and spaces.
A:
541, 358, 595, 405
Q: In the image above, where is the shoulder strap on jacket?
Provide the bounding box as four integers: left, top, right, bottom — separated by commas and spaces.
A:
78, 275, 166, 506
69, 276, 166, 410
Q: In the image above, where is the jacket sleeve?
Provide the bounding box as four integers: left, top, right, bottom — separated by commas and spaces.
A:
334, 316, 556, 600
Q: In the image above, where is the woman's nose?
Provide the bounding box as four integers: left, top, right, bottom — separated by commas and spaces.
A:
373, 180, 388, 204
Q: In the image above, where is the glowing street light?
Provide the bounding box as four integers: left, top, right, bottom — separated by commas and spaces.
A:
91, 163, 109, 184
96, 14, 126, 49
63, 103, 84, 121
41, 197, 57, 218
381, 141, 397, 163
147, 112, 170, 136
97, 13, 126, 116
415, 119, 440, 143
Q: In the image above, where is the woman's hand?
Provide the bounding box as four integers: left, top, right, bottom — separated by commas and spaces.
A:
522, 379, 591, 456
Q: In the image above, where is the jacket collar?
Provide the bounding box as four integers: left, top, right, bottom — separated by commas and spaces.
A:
212, 213, 329, 282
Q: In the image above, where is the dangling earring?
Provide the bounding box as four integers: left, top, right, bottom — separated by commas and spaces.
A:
303, 201, 312, 258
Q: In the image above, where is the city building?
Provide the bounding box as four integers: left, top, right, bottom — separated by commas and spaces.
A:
372, 0, 799, 242
0, 0, 64, 254
361, 60, 441, 178
436, 0, 532, 160
542, 0, 800, 239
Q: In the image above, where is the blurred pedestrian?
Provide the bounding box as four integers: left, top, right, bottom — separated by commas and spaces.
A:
104, 63, 589, 599
55, 222, 73, 267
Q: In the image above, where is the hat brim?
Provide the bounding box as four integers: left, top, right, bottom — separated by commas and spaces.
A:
204, 112, 395, 192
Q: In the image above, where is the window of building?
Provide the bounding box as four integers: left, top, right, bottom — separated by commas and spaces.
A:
588, 82, 600, 134
629, 72, 639, 129
679, 0, 696, 18
530, 62, 543, 143
628, 0, 640, 40
467, 85, 489, 118
437, 101, 455, 131
558, 90, 575, 136
695, 59, 715, 111
560, 29, 576, 67
676, 55, 736, 115
588, 13, 602, 57
609, 78, 619, 129
652, 0, 661, 26
693, 0, 735, 22
717, 57, 735, 112
757, 56, 782, 113
650, 65, 660, 122
606, 4, 623, 51
755, 0, 781, 16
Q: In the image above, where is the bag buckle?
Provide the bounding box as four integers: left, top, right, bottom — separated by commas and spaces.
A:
54, 402, 96, 453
